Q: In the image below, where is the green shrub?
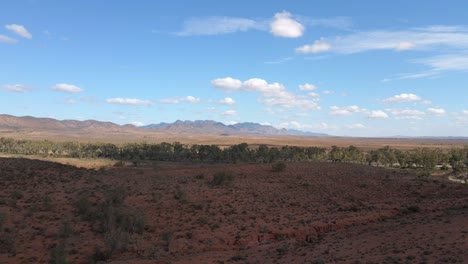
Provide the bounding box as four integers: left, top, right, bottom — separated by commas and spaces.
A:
272, 161, 286, 172
58, 221, 73, 239
113, 161, 125, 167
50, 242, 69, 264
104, 187, 127, 205
174, 187, 187, 203
10, 190, 23, 200
0, 212, 6, 229
211, 171, 235, 186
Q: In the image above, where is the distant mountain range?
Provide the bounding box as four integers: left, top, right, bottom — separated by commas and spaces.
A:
0, 114, 329, 137
143, 120, 328, 136
0, 114, 136, 133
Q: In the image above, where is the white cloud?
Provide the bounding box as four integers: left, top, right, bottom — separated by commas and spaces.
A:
5, 24, 32, 39
50, 83, 83, 93
159, 96, 200, 104
159, 98, 180, 104
413, 54, 468, 72
65, 99, 76, 104
211, 77, 242, 90
427, 107, 446, 116
0, 35, 18, 43
329, 105, 365, 116
270, 11, 305, 38
323, 90, 335, 94
387, 108, 426, 120
296, 38, 331, 53
219, 97, 235, 105
299, 83, 317, 91
265, 57, 293, 65
383, 93, 422, 103
131, 121, 145, 126
2, 84, 33, 92
302, 26, 468, 55
177, 17, 263, 36
463, 110, 468, 115
308, 92, 320, 97
279, 121, 335, 131
185, 96, 200, 103
346, 123, 366, 129
367, 110, 389, 119
106, 98, 153, 106
395, 41, 415, 50
222, 110, 237, 116
213, 77, 320, 110
390, 54, 468, 80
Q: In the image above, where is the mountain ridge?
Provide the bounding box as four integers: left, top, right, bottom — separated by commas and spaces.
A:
0, 114, 329, 137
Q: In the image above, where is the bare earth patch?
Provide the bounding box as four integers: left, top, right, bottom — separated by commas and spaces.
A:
0, 158, 467, 263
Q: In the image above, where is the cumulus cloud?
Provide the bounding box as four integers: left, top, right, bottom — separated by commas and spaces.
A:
5, 24, 32, 39
383, 93, 422, 103
211, 77, 242, 90
426, 107, 446, 116
131, 121, 145, 126
298, 83, 317, 91
177, 17, 263, 36
463, 110, 468, 115
219, 97, 235, 105
159, 96, 200, 104
50, 83, 83, 93
346, 123, 366, 129
212, 77, 320, 110
106, 98, 154, 106
0, 35, 17, 43
278, 121, 335, 131
367, 110, 389, 119
185, 96, 200, 103
387, 108, 426, 120
329, 105, 365, 116
296, 38, 331, 53
2, 84, 33, 92
270, 11, 305, 38
222, 110, 237, 116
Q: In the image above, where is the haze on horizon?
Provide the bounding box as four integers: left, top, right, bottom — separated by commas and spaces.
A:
1, 1, 467, 137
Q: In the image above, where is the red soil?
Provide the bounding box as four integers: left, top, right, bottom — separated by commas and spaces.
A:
0, 158, 467, 263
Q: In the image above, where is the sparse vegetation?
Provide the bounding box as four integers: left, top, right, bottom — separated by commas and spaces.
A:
271, 161, 286, 172
1, 137, 466, 174
0, 144, 467, 263
211, 171, 235, 186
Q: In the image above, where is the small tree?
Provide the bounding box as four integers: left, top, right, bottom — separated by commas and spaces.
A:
271, 161, 286, 172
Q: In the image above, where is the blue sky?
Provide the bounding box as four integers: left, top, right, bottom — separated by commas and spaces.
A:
1, 0, 467, 137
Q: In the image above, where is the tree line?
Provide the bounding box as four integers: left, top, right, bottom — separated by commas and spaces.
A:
0, 137, 467, 170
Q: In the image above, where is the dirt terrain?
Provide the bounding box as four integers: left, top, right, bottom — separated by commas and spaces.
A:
0, 158, 467, 263
3, 129, 467, 151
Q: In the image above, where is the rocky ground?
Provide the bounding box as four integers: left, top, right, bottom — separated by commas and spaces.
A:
0, 158, 467, 263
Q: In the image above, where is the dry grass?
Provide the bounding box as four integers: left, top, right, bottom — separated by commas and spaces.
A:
2, 130, 467, 150
0, 154, 116, 169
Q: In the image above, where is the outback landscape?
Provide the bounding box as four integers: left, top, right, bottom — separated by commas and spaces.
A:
2, 1, 468, 263
0, 115, 468, 263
